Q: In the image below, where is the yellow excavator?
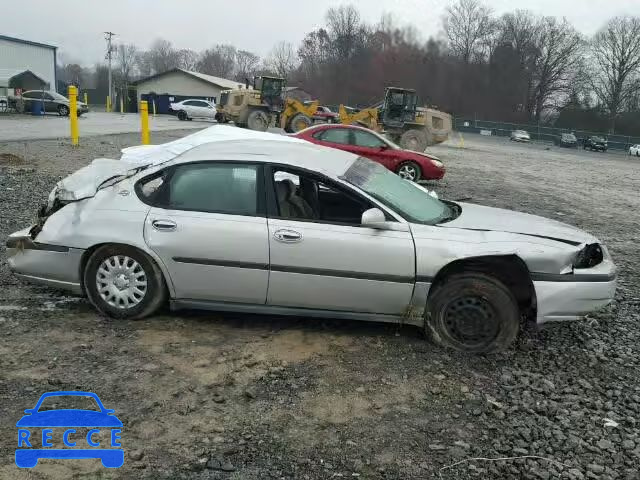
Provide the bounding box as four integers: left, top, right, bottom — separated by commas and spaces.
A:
338, 87, 452, 150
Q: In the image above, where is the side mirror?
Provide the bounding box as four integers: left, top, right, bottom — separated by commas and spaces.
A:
24, 409, 34, 414
361, 208, 387, 228
379, 144, 389, 150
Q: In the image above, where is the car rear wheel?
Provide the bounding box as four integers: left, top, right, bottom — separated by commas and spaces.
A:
425, 273, 520, 354
397, 161, 422, 182
177, 110, 188, 121
84, 245, 166, 320
58, 105, 69, 116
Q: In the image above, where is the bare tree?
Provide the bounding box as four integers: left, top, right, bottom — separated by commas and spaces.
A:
326, 5, 366, 61
198, 44, 236, 78
234, 50, 260, 82
265, 41, 298, 79
530, 18, 584, 121
151, 39, 181, 73
58, 63, 86, 87
116, 44, 138, 85
135, 51, 153, 77
444, 0, 495, 63
590, 16, 640, 132
177, 49, 199, 71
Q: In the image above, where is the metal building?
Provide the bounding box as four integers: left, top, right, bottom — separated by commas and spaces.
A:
0, 35, 57, 97
133, 68, 244, 104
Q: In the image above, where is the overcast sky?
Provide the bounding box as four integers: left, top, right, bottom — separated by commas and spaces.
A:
7, 0, 640, 66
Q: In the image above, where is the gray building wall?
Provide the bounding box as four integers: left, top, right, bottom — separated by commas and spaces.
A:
0, 37, 56, 91
136, 71, 223, 102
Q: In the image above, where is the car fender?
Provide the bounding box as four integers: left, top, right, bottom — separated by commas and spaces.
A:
410, 225, 580, 283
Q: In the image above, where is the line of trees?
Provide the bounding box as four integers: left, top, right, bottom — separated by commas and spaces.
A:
56, 1, 640, 134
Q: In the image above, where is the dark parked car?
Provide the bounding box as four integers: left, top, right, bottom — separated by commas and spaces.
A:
583, 136, 608, 152
10, 90, 89, 116
559, 133, 578, 148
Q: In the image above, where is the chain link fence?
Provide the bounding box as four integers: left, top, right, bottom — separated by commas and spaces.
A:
454, 116, 640, 152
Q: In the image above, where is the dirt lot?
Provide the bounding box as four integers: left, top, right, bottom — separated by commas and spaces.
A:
1, 131, 639, 480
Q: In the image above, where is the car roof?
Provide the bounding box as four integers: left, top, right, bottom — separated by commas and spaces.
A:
171, 139, 358, 177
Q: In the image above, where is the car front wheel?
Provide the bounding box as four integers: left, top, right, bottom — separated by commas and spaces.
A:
84, 245, 166, 320
58, 105, 69, 116
397, 161, 422, 182
425, 273, 520, 353
177, 110, 188, 121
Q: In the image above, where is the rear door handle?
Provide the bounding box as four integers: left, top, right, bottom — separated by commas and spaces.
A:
273, 229, 302, 243
152, 219, 177, 231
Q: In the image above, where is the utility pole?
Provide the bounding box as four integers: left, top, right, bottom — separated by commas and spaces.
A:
104, 31, 116, 111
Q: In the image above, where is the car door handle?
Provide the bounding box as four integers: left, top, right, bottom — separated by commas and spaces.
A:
152, 219, 177, 231
273, 229, 302, 243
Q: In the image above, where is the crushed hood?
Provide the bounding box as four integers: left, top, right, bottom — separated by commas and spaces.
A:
441, 202, 598, 245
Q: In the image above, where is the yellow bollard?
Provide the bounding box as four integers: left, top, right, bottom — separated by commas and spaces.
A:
106, 95, 111, 112
152, 100, 156, 116
84, 92, 88, 105
120, 97, 124, 114
68, 85, 79, 146
140, 100, 150, 145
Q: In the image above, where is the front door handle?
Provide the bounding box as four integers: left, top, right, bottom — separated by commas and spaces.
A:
152, 219, 177, 231
273, 229, 302, 243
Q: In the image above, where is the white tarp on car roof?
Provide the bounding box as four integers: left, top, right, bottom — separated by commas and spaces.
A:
120, 125, 303, 165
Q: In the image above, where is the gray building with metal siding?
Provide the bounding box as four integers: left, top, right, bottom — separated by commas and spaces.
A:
0, 35, 57, 95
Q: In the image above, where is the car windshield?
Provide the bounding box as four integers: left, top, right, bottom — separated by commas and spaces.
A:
343, 157, 452, 224
49, 91, 69, 101
592, 136, 605, 142
37, 395, 101, 412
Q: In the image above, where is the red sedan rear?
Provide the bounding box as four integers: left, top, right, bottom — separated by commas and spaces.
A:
293, 124, 445, 182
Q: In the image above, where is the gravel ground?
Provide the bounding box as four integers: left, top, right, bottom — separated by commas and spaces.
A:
0, 131, 639, 480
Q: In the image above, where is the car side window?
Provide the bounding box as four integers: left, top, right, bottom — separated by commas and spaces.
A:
195, 101, 209, 107
319, 128, 351, 145
183, 100, 197, 106
352, 130, 386, 148
43, 93, 54, 100
271, 168, 373, 225
164, 163, 259, 215
22, 92, 35, 99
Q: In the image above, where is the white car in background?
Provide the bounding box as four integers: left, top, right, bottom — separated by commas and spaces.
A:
629, 144, 640, 157
510, 130, 531, 142
170, 99, 216, 121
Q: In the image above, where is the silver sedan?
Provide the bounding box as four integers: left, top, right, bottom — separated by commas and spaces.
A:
6, 138, 616, 353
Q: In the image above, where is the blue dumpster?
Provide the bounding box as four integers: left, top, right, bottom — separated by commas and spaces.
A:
31, 100, 44, 115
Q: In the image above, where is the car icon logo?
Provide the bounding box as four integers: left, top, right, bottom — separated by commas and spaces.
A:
16, 391, 123, 468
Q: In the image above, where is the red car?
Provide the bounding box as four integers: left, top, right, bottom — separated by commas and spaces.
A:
293, 124, 445, 182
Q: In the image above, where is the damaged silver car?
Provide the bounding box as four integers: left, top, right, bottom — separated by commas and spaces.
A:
6, 133, 616, 353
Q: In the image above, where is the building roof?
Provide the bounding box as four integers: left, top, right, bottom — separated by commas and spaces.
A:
133, 68, 244, 90
0, 35, 57, 50
0, 69, 49, 88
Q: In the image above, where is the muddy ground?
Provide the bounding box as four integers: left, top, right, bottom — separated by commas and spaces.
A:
1, 131, 639, 480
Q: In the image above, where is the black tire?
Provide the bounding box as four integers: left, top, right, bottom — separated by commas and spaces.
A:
399, 129, 428, 152
425, 273, 520, 354
288, 113, 312, 133
247, 109, 270, 131
396, 161, 422, 182
84, 245, 167, 320
177, 110, 188, 121
58, 104, 69, 116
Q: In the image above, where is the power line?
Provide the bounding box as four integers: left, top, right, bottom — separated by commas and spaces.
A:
104, 31, 116, 109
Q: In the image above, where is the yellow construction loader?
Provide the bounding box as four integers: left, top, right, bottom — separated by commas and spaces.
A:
338, 87, 452, 151
215, 76, 319, 133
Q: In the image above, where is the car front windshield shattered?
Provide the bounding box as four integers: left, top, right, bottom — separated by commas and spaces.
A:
343, 157, 453, 224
